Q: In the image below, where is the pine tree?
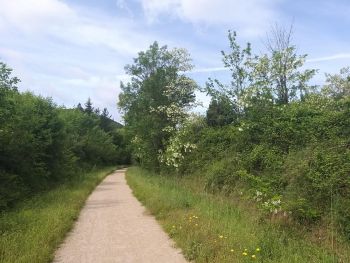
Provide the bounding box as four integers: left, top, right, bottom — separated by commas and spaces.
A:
84, 98, 93, 115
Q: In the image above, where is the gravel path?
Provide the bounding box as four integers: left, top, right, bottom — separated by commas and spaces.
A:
54, 169, 187, 263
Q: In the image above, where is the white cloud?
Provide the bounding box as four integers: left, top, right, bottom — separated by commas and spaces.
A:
0, 0, 152, 55
307, 53, 350, 63
190, 66, 226, 73
0, 0, 75, 33
140, 0, 282, 37
0, 0, 159, 120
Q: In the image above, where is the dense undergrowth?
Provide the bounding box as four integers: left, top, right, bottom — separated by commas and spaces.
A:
165, 96, 350, 243
0, 166, 116, 263
127, 167, 350, 263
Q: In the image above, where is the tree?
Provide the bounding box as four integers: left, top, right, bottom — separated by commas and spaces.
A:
100, 108, 112, 132
206, 95, 238, 127
206, 30, 252, 107
323, 67, 350, 99
118, 41, 198, 169
84, 98, 93, 115
258, 24, 317, 104
76, 103, 84, 112
207, 27, 317, 109
0, 62, 20, 91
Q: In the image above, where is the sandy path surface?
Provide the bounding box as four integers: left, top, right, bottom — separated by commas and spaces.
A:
54, 169, 187, 263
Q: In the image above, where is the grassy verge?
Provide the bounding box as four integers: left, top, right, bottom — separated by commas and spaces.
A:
0, 166, 118, 263
126, 167, 350, 263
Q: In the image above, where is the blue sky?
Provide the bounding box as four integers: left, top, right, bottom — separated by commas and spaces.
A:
0, 0, 349, 121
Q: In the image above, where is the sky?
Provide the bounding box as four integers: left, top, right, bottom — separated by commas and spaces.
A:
0, 0, 350, 121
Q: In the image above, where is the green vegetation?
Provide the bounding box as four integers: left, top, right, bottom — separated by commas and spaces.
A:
119, 26, 350, 260
118, 42, 197, 170
0, 166, 116, 263
0, 62, 130, 209
127, 167, 350, 262
1, 22, 349, 261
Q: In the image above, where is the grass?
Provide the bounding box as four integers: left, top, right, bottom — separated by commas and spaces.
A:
126, 167, 350, 263
0, 166, 118, 263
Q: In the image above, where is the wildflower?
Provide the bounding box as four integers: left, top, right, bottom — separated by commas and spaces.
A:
256, 248, 260, 252
244, 248, 248, 252
195, 224, 198, 226
230, 249, 234, 253
219, 235, 224, 239
252, 255, 256, 259
242, 252, 248, 256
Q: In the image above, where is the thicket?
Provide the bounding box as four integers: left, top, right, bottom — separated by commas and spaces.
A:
0, 62, 130, 209
119, 27, 350, 242
175, 96, 350, 240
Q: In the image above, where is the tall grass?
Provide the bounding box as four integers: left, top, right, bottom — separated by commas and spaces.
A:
0, 166, 116, 263
126, 167, 350, 263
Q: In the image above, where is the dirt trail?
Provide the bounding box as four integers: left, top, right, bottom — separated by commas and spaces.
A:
54, 169, 187, 263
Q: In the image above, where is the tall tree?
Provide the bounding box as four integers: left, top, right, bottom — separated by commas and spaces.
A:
207, 27, 317, 108
118, 42, 197, 169
259, 24, 317, 104
206, 30, 252, 107
84, 98, 93, 115
100, 108, 112, 132
76, 103, 84, 112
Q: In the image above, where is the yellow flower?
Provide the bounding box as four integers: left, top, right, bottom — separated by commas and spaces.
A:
244, 248, 248, 252
172, 225, 176, 228
252, 255, 256, 259
230, 249, 234, 253
219, 235, 224, 239
195, 224, 198, 226
256, 248, 260, 252
242, 252, 248, 256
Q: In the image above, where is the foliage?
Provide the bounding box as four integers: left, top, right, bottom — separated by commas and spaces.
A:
205, 27, 316, 124
0, 62, 129, 209
0, 62, 20, 91
259, 24, 317, 104
323, 66, 350, 99
118, 42, 198, 170
205, 30, 252, 110
206, 95, 238, 127
158, 115, 202, 171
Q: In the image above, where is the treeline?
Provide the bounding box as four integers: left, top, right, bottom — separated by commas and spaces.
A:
119, 26, 350, 242
0, 62, 130, 209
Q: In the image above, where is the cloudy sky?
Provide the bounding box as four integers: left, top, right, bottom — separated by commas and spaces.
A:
0, 0, 349, 121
